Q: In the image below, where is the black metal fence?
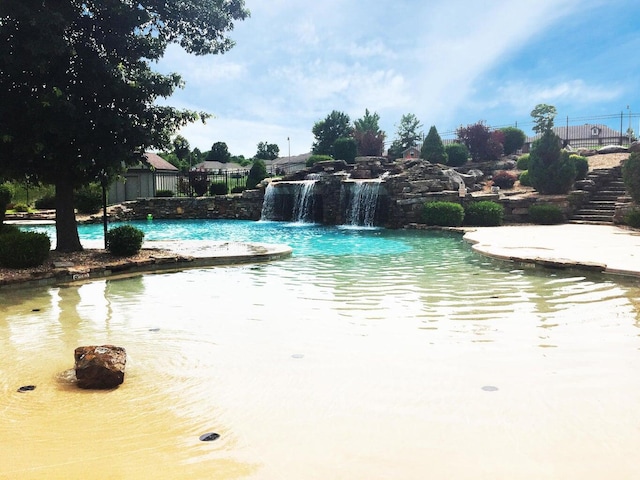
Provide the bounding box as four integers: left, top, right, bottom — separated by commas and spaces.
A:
154, 169, 249, 197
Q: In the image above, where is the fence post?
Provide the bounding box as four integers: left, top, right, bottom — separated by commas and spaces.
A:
620, 111, 624, 145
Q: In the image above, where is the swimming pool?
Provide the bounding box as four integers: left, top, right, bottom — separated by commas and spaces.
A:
3, 220, 640, 479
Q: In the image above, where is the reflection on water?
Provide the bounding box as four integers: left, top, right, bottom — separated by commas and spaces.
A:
1, 229, 640, 479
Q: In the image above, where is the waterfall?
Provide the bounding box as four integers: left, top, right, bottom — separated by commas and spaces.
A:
291, 179, 317, 223
343, 179, 382, 227
260, 182, 277, 221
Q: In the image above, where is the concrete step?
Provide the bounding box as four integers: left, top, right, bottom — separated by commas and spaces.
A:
571, 214, 614, 223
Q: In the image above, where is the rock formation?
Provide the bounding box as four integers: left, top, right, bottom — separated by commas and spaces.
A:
74, 345, 126, 389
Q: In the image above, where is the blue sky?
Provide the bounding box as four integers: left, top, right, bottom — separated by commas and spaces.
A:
156, 0, 640, 158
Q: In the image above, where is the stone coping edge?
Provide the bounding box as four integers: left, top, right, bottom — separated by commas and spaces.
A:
0, 242, 293, 290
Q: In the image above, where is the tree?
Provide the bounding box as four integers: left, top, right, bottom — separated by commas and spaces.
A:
0, 1, 248, 251
206, 142, 232, 163
420, 126, 447, 164
333, 137, 357, 164
354, 109, 385, 156
531, 104, 557, 135
499, 127, 526, 155
246, 159, 267, 189
255, 141, 280, 161
528, 131, 576, 194
456, 121, 494, 162
311, 110, 353, 156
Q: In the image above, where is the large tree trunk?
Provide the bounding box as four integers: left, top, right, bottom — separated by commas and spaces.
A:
55, 177, 83, 252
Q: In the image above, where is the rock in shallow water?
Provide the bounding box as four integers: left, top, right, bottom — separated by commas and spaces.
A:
74, 345, 126, 389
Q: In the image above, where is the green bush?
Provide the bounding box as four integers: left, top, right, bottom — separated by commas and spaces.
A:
155, 189, 175, 197
0, 183, 14, 207
12, 203, 29, 212
0, 230, 51, 268
209, 182, 228, 195
0, 224, 20, 235
230, 186, 246, 194
75, 184, 102, 214
569, 154, 589, 180
333, 137, 357, 164
624, 209, 640, 228
499, 127, 526, 155
421, 126, 447, 164
516, 154, 530, 170
422, 201, 464, 227
35, 194, 56, 210
519, 170, 531, 186
464, 201, 504, 226
306, 154, 333, 168
491, 170, 517, 189
246, 159, 268, 189
106, 225, 145, 256
529, 133, 576, 194
528, 204, 564, 224
444, 143, 469, 167
622, 152, 640, 203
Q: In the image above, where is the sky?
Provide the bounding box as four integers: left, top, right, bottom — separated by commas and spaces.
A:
156, 0, 640, 158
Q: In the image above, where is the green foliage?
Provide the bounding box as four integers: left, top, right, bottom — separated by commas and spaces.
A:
518, 170, 531, 187
209, 182, 228, 195
255, 141, 280, 161
624, 209, 640, 228
333, 137, 358, 164
306, 155, 333, 167
528, 204, 564, 224
0, 1, 248, 251
106, 225, 144, 256
206, 142, 232, 163
421, 126, 447, 164
464, 201, 504, 226
155, 189, 175, 197
499, 127, 526, 155
531, 104, 557, 135
12, 203, 29, 212
422, 201, 464, 227
569, 154, 589, 180
388, 113, 423, 159
230, 186, 246, 194
528, 132, 576, 194
354, 109, 385, 156
622, 152, 640, 203
35, 194, 56, 210
516, 154, 530, 170
0, 183, 14, 207
491, 171, 517, 189
0, 230, 51, 268
246, 159, 267, 189
312, 110, 353, 156
444, 143, 469, 167
188, 171, 209, 196
75, 183, 102, 214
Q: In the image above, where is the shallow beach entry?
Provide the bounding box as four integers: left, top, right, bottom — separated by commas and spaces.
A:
2, 221, 640, 479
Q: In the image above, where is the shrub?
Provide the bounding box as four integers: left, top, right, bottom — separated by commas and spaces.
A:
0, 230, 51, 268
75, 184, 102, 214
333, 137, 357, 164
622, 152, 640, 203
230, 186, 246, 194
499, 127, 526, 155
306, 154, 333, 168
0, 182, 14, 224
0, 224, 20, 235
529, 132, 576, 194
445, 143, 469, 167
246, 159, 268, 189
421, 126, 447, 164
422, 201, 464, 227
12, 203, 29, 212
35, 194, 56, 210
456, 121, 492, 162
188, 171, 209, 196
516, 154, 530, 170
528, 204, 564, 224
155, 189, 174, 197
464, 201, 504, 226
106, 225, 144, 256
569, 154, 589, 180
491, 170, 517, 189
209, 182, 228, 195
519, 170, 532, 187
624, 209, 640, 228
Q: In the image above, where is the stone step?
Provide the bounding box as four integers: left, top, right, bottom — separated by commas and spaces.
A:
577, 208, 615, 216
571, 214, 614, 222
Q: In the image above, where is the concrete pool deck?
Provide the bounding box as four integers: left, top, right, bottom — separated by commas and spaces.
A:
463, 224, 640, 279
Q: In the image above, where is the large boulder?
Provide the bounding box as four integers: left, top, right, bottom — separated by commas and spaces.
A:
74, 345, 127, 389
598, 145, 629, 154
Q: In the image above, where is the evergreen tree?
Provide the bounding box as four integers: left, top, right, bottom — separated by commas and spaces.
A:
420, 126, 447, 164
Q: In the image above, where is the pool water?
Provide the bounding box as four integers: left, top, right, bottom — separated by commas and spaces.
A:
3, 221, 640, 479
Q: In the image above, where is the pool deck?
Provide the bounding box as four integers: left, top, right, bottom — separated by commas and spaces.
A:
463, 224, 640, 279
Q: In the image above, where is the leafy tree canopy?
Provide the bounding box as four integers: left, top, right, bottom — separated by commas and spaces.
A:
311, 110, 353, 156
206, 142, 232, 163
531, 104, 557, 135
0, 0, 249, 251
255, 141, 280, 161
354, 109, 385, 156
394, 113, 423, 149
354, 109, 382, 134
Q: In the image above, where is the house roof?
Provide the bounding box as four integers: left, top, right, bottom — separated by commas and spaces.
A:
193, 161, 247, 171
527, 124, 621, 142
144, 152, 178, 171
